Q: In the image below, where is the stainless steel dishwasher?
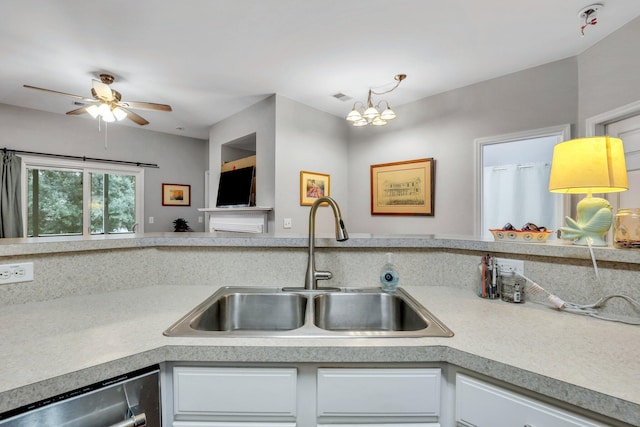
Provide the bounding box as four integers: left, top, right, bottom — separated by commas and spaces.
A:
0, 365, 160, 427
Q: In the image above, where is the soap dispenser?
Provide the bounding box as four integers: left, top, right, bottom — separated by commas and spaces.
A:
379, 252, 399, 293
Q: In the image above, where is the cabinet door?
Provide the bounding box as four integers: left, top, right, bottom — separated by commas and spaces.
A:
456, 374, 607, 427
317, 368, 441, 418
173, 367, 297, 419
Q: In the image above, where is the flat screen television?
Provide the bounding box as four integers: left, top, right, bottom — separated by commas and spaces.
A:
216, 166, 255, 207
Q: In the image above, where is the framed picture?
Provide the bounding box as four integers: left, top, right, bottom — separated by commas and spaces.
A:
162, 183, 191, 206
370, 158, 435, 216
300, 171, 330, 206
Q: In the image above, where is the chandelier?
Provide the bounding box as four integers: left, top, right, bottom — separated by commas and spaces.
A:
345, 74, 406, 127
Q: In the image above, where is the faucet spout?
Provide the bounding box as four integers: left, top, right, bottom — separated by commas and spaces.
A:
305, 197, 349, 290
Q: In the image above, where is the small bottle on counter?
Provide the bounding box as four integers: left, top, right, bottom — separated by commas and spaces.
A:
500, 271, 524, 303
380, 252, 399, 293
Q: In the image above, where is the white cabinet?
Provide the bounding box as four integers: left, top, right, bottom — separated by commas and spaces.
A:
317, 368, 441, 426
168, 366, 442, 427
172, 367, 297, 426
455, 374, 608, 427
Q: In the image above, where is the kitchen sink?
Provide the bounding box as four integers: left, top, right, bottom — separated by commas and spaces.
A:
164, 286, 454, 338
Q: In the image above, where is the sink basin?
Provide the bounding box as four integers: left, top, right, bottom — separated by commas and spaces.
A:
164, 288, 307, 336
190, 292, 307, 331
313, 292, 427, 331
164, 286, 453, 338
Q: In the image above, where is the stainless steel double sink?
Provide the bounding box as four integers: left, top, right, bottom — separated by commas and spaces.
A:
164, 286, 454, 338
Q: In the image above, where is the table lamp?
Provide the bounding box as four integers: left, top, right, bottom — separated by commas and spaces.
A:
548, 136, 628, 246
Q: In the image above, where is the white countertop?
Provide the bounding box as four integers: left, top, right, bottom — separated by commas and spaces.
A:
0, 285, 638, 425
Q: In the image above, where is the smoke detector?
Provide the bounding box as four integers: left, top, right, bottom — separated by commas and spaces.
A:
578, 4, 603, 36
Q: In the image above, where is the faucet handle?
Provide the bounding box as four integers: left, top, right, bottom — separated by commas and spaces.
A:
314, 271, 332, 281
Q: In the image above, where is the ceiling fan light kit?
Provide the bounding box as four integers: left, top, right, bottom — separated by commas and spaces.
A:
23, 73, 172, 127
345, 73, 406, 127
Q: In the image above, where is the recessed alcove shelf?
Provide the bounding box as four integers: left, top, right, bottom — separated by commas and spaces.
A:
198, 207, 272, 233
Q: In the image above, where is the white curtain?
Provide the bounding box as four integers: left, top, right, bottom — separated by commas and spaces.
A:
483, 162, 557, 237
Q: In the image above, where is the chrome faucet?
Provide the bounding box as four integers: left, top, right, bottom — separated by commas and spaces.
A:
305, 196, 349, 290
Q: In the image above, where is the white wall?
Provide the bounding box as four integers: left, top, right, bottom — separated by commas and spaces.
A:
0, 104, 208, 232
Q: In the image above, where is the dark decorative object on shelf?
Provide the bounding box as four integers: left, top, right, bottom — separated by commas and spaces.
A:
173, 218, 192, 232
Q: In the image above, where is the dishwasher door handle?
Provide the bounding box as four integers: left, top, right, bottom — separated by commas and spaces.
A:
107, 413, 146, 427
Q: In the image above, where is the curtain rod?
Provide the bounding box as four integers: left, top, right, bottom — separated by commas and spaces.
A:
1, 147, 159, 169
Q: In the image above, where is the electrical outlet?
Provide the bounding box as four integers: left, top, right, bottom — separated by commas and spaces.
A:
283, 218, 292, 229
495, 258, 524, 276
0, 262, 34, 285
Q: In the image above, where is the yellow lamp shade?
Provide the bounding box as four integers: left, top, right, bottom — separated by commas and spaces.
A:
548, 136, 628, 194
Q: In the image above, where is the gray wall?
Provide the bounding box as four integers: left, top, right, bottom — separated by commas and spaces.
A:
0, 104, 208, 232
206, 12, 640, 237
208, 96, 277, 230
347, 58, 579, 235
208, 95, 348, 235
274, 95, 349, 234
8, 16, 637, 237
578, 16, 640, 134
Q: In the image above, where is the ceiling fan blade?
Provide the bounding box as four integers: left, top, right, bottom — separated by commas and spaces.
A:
92, 79, 113, 101
23, 85, 95, 102
65, 106, 89, 116
120, 107, 149, 126
118, 100, 172, 112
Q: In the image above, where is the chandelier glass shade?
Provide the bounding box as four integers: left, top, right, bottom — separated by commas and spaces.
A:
86, 103, 127, 123
345, 74, 406, 127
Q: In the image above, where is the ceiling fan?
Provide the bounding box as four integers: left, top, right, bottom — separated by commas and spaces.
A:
23, 73, 172, 126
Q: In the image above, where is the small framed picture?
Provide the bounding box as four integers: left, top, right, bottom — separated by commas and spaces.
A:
162, 183, 191, 206
370, 158, 435, 216
300, 171, 330, 206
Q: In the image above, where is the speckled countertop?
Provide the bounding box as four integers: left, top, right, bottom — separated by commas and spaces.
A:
0, 285, 638, 425
2, 232, 640, 264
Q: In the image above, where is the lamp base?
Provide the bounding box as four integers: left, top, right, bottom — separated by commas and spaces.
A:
558, 196, 613, 247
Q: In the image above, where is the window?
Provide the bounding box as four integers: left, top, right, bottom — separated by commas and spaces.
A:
21, 156, 144, 237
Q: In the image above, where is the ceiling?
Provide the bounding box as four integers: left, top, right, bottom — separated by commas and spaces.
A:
1, 1, 639, 140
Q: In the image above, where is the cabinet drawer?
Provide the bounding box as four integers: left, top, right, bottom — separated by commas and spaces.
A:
317, 368, 441, 417
173, 367, 297, 418
455, 374, 607, 427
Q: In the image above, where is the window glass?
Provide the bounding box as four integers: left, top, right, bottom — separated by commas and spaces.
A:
27, 168, 83, 236
90, 173, 136, 234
